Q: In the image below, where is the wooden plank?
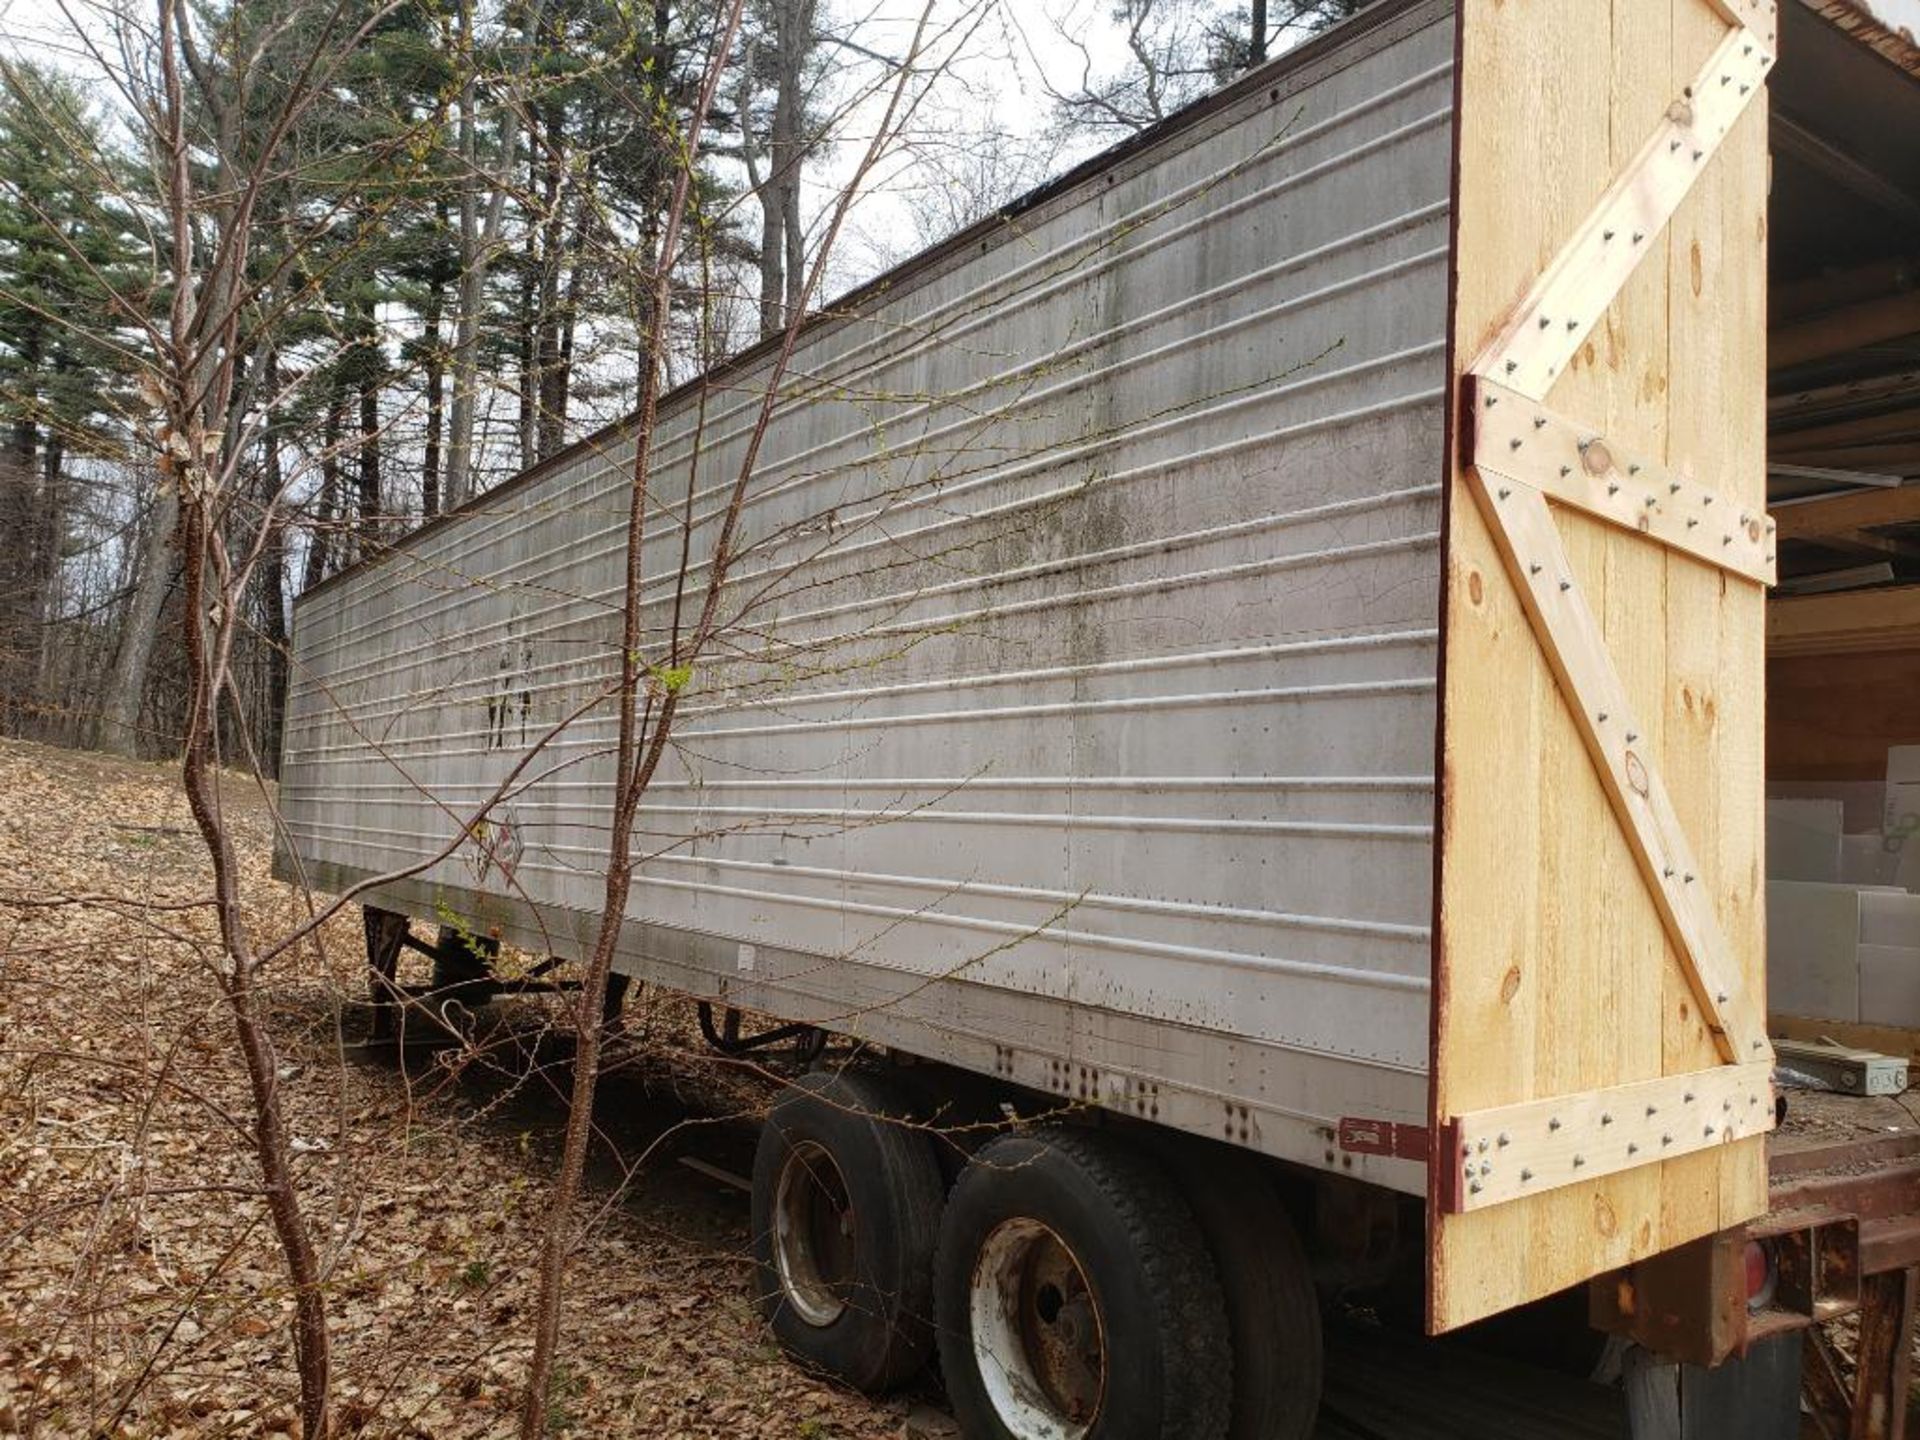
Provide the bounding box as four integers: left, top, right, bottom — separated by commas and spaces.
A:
1771, 292, 1920, 371
1463, 475, 1767, 1062
1669, 0, 1771, 1242
1769, 408, 1920, 453
1468, 23, 1773, 399
1771, 486, 1920, 540
1440, 1062, 1775, 1212
1467, 376, 1775, 584
1433, 0, 1773, 1333
1767, 585, 1920, 655
1772, 258, 1920, 325
1772, 442, 1920, 473
1771, 369, 1920, 423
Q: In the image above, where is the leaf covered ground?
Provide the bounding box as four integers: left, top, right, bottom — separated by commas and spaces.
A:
0, 738, 930, 1438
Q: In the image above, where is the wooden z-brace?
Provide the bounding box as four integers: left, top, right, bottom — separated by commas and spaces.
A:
1441, 0, 1780, 1216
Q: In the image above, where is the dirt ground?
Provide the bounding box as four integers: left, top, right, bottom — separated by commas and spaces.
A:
0, 737, 928, 1438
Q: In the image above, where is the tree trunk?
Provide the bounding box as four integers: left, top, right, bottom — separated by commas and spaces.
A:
533, 103, 571, 462
357, 365, 383, 544
304, 398, 344, 589
422, 210, 448, 518
448, 0, 548, 508
97, 483, 176, 757
447, 0, 481, 511
757, 0, 814, 336
548, 177, 594, 450
0, 332, 41, 734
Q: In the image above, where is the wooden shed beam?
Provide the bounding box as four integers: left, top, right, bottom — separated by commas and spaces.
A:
1773, 258, 1920, 325
1771, 291, 1920, 370
1770, 406, 1920, 451
1768, 583, 1920, 655
1771, 368, 1920, 421
1771, 483, 1920, 539
1772, 114, 1920, 229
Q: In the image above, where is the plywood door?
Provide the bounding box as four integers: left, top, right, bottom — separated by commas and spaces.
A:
1429, 0, 1775, 1331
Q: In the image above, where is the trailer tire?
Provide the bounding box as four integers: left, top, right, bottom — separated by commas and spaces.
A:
934, 1128, 1231, 1440
1165, 1149, 1321, 1440
750, 1070, 944, 1392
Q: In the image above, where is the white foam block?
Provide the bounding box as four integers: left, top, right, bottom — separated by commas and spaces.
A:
1842, 833, 1904, 888
1768, 800, 1845, 883
1889, 746, 1920, 787
1767, 881, 1863, 1023
1861, 890, 1920, 948
1858, 945, 1920, 1029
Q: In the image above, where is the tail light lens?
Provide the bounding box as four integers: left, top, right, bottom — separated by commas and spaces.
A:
1744, 1239, 1778, 1310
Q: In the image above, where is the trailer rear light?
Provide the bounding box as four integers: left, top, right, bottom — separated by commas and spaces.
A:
1744, 1240, 1778, 1311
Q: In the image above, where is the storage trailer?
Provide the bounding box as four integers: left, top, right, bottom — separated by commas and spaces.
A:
277, 0, 1920, 1433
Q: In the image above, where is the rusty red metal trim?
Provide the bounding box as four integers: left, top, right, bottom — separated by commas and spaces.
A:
1337, 1116, 1431, 1162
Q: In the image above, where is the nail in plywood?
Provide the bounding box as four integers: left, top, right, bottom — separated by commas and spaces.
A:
1440, 1062, 1774, 1212
1431, 0, 1772, 1333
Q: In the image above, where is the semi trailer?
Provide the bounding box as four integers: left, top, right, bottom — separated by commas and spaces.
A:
277, 0, 1920, 1434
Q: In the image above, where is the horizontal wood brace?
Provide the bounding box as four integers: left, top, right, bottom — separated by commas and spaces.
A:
1469, 23, 1774, 399
1440, 1061, 1776, 1213
1463, 477, 1771, 1063
1466, 376, 1776, 585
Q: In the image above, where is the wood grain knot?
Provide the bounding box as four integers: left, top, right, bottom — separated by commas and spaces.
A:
1624, 751, 1650, 796
1593, 1193, 1618, 1238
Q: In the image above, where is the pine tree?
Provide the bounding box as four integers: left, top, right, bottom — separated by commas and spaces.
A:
0, 64, 144, 736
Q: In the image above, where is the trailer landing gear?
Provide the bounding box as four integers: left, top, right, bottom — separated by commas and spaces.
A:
359, 906, 628, 1040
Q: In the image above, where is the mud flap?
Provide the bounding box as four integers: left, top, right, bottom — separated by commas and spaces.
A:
1622, 1333, 1801, 1440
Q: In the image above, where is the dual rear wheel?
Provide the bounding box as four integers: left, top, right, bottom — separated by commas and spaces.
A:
749, 1075, 1320, 1440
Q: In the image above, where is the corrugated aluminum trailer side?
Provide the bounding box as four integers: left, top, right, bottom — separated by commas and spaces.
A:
279, 0, 1455, 1193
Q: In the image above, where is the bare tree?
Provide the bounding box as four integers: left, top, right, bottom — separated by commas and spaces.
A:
1028, 0, 1365, 139
444, 0, 545, 512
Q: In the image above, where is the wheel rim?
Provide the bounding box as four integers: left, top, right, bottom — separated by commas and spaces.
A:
970, 1218, 1106, 1438
772, 1140, 856, 1327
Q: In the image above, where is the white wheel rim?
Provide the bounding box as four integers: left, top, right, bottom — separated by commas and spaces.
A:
969, 1218, 1106, 1439
772, 1140, 854, 1327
